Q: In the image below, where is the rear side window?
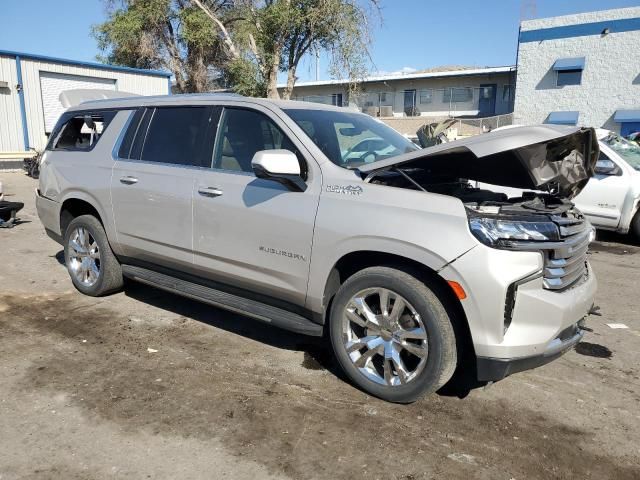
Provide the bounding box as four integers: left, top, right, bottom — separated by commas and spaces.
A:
50, 111, 116, 151
139, 107, 212, 167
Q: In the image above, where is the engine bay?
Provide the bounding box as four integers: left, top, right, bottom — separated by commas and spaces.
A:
367, 168, 577, 217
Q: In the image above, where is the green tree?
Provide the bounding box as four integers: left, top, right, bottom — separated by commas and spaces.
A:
94, 0, 235, 93
195, 0, 378, 98
95, 0, 378, 97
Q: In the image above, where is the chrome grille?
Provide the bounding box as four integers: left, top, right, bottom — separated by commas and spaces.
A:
542, 215, 591, 291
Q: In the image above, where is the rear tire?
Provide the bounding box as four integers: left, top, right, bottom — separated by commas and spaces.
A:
631, 210, 640, 241
329, 267, 457, 403
63, 214, 123, 296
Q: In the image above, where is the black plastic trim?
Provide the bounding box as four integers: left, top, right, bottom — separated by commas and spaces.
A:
503, 270, 543, 333
119, 261, 323, 336
477, 327, 583, 381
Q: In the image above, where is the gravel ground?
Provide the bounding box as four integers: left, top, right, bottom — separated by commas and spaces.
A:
1, 171, 639, 480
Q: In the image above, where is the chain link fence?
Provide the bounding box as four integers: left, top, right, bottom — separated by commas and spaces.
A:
452, 113, 514, 137
379, 113, 514, 139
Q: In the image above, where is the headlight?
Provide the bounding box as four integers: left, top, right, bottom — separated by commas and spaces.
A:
469, 217, 560, 248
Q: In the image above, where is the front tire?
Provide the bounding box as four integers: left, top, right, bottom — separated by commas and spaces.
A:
63, 214, 123, 296
329, 267, 457, 403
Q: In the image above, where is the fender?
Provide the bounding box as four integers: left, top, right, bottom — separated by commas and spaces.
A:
305, 236, 475, 314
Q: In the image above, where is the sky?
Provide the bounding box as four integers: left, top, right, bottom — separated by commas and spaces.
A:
0, 0, 638, 83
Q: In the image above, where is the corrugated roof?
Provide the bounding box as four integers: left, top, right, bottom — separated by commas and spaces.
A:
278, 65, 516, 89
0, 49, 172, 77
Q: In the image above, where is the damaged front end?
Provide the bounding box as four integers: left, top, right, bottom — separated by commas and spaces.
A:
359, 125, 599, 291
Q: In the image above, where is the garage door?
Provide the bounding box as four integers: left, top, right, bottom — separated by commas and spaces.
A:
40, 72, 116, 132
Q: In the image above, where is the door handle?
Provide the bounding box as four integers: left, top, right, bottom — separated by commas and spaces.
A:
198, 187, 223, 198
120, 176, 138, 185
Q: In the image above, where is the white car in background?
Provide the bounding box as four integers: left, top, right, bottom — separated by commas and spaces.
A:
487, 126, 640, 239
574, 129, 640, 238
341, 137, 397, 164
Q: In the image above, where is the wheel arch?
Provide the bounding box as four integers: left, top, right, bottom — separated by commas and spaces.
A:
59, 191, 109, 237
319, 250, 475, 365
60, 197, 105, 237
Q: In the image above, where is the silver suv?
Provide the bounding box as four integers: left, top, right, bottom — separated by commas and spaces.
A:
36, 94, 598, 402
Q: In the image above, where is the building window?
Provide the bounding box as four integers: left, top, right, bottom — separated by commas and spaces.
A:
553, 57, 585, 87
379, 92, 387, 102
331, 93, 343, 106
502, 85, 513, 101
443, 87, 473, 103
480, 87, 494, 99
419, 89, 432, 104
556, 69, 582, 86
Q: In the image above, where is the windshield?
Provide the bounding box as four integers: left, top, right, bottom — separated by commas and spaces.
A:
283, 108, 419, 167
602, 133, 640, 171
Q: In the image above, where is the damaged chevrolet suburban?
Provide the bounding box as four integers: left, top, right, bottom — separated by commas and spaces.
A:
36, 95, 598, 402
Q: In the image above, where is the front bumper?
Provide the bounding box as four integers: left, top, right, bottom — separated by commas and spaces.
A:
439, 241, 597, 380
477, 319, 585, 381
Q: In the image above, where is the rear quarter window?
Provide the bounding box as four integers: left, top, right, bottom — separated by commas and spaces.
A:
48, 111, 116, 151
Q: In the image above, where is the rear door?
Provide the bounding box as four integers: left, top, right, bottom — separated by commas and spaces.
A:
192, 106, 321, 306
111, 105, 215, 269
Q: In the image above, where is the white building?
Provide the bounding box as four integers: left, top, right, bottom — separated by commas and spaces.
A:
280, 66, 516, 120
0, 50, 171, 168
513, 7, 640, 135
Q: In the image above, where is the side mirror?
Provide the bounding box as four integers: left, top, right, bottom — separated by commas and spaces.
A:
251, 150, 306, 191
594, 159, 620, 176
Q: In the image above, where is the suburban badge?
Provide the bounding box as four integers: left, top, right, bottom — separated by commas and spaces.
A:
326, 185, 363, 195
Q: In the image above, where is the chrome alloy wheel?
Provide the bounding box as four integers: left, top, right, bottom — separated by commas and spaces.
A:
342, 288, 428, 386
67, 226, 101, 287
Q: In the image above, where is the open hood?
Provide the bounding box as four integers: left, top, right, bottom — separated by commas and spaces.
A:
358, 125, 599, 199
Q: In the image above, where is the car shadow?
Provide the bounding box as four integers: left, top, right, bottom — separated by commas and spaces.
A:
591, 230, 640, 253
122, 280, 343, 377
438, 367, 487, 398
53, 250, 65, 265
594, 229, 639, 245
52, 249, 490, 399
124, 282, 488, 399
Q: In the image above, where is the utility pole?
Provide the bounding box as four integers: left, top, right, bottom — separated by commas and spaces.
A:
520, 0, 537, 20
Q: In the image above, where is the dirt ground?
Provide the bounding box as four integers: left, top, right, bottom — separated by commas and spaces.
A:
1, 171, 639, 480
